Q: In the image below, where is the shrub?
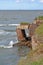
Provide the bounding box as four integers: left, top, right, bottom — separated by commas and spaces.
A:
20, 22, 29, 25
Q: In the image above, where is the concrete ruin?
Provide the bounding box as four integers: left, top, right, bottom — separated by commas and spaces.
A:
16, 24, 31, 41
16, 24, 31, 47
16, 23, 38, 41
16, 19, 43, 48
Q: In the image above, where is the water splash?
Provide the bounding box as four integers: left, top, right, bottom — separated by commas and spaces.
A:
9, 40, 14, 46
0, 45, 13, 48
0, 24, 20, 27
0, 41, 14, 48
0, 40, 18, 48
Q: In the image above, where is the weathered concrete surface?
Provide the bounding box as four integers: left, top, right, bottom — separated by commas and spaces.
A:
16, 20, 43, 49
29, 24, 37, 37
31, 35, 40, 50
16, 28, 26, 41
17, 24, 30, 29
33, 19, 43, 26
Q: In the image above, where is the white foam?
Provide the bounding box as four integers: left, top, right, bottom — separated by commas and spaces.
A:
0, 30, 10, 35
9, 40, 18, 45
8, 24, 20, 26
0, 24, 7, 26
9, 40, 14, 46
0, 41, 14, 48
0, 45, 13, 48
0, 24, 20, 27
0, 40, 17, 49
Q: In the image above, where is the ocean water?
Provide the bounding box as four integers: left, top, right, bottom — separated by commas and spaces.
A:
0, 10, 43, 65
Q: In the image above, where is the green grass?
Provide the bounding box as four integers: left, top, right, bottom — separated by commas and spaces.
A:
18, 44, 43, 65
18, 19, 43, 65
20, 22, 29, 25
38, 16, 43, 20
31, 59, 43, 65
18, 56, 43, 65
23, 58, 43, 65
35, 16, 43, 20
35, 24, 43, 36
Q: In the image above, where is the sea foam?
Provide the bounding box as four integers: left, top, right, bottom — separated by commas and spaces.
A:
0, 41, 14, 48
0, 40, 18, 48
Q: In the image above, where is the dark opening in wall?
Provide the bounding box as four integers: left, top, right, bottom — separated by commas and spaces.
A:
21, 29, 31, 41
21, 29, 26, 38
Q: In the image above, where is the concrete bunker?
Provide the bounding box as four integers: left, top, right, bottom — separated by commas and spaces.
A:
16, 24, 31, 42
21, 29, 31, 41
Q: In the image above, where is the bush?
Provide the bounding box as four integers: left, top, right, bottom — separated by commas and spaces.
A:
35, 16, 43, 20
20, 22, 29, 25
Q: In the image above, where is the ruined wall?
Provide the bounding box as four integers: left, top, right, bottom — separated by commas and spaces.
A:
29, 24, 37, 37
16, 28, 26, 41
31, 35, 40, 50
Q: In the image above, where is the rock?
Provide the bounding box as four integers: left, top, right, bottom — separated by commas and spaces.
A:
31, 35, 40, 50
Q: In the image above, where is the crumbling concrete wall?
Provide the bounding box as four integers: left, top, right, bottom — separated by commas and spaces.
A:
31, 35, 40, 50
16, 28, 26, 41
29, 24, 37, 37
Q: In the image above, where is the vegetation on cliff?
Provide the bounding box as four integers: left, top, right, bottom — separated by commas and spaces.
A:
38, 16, 43, 20
35, 16, 43, 20
18, 17, 43, 65
20, 22, 29, 25
35, 24, 43, 36
18, 44, 43, 65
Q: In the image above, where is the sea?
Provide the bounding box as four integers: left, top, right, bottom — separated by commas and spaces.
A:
0, 10, 43, 65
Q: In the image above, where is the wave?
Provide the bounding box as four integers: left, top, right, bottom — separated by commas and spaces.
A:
0, 30, 17, 35
0, 45, 13, 48
0, 24, 20, 27
8, 24, 20, 26
0, 30, 5, 34
0, 40, 18, 49
0, 17, 18, 21
0, 30, 10, 35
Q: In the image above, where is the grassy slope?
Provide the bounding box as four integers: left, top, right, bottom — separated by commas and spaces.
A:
18, 58, 43, 65
18, 24, 43, 65
18, 44, 43, 65
35, 24, 43, 36
37, 16, 43, 20
35, 16, 43, 20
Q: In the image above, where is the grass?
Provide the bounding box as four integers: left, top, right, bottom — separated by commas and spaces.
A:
35, 16, 43, 20
18, 58, 43, 65
18, 44, 43, 65
37, 16, 43, 20
20, 22, 29, 25
35, 24, 43, 36
30, 59, 43, 65
18, 19, 43, 65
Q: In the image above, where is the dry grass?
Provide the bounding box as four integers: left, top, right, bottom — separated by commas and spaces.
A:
18, 44, 43, 65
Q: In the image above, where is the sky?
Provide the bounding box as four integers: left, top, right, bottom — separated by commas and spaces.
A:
0, 0, 43, 10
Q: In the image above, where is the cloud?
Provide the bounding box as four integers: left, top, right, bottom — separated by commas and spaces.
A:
40, 0, 43, 2
31, 0, 35, 2
16, 0, 20, 3
28, 0, 35, 2
16, 0, 35, 3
